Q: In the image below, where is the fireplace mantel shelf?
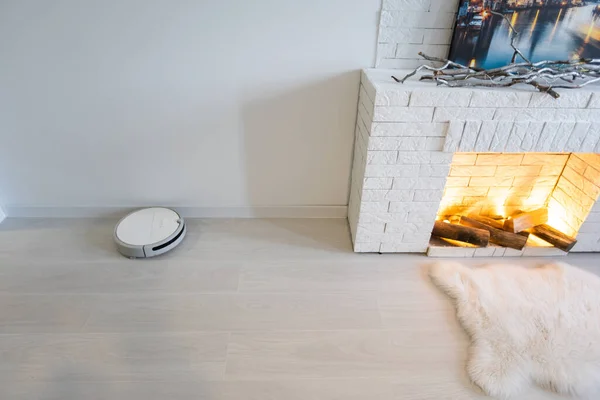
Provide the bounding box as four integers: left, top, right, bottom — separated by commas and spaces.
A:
361, 69, 600, 114
347, 69, 600, 257
365, 68, 600, 94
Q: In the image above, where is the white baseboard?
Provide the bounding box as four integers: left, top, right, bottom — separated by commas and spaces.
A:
5, 206, 348, 219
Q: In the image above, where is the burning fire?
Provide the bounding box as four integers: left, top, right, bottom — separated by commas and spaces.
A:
436, 152, 599, 250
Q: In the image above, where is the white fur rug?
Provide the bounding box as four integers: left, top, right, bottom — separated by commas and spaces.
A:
428, 261, 600, 399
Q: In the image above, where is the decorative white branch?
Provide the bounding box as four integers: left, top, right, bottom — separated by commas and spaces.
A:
490, 10, 531, 64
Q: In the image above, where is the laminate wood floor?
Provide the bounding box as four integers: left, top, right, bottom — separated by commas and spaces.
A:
1, 218, 598, 399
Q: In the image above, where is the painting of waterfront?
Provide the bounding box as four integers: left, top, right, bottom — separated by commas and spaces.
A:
449, 1, 600, 69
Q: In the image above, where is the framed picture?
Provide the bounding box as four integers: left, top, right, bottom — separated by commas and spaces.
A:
448, 1, 600, 69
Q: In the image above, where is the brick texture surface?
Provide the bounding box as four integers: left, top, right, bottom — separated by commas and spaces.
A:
350, 71, 600, 254
376, 0, 459, 68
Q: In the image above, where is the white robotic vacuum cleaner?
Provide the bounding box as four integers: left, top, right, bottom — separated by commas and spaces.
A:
114, 207, 186, 258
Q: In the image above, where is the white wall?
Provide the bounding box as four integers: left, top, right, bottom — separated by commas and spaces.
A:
376, 0, 458, 69
0, 0, 380, 216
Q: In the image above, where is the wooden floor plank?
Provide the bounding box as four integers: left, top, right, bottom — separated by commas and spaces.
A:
0, 218, 597, 399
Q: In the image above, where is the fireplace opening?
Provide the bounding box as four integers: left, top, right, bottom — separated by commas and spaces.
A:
430, 152, 600, 256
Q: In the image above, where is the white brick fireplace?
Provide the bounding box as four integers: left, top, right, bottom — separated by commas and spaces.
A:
348, 70, 600, 256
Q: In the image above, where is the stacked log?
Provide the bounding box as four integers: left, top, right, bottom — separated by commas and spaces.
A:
430, 207, 576, 253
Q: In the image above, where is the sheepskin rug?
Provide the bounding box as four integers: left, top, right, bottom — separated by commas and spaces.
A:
428, 261, 600, 399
